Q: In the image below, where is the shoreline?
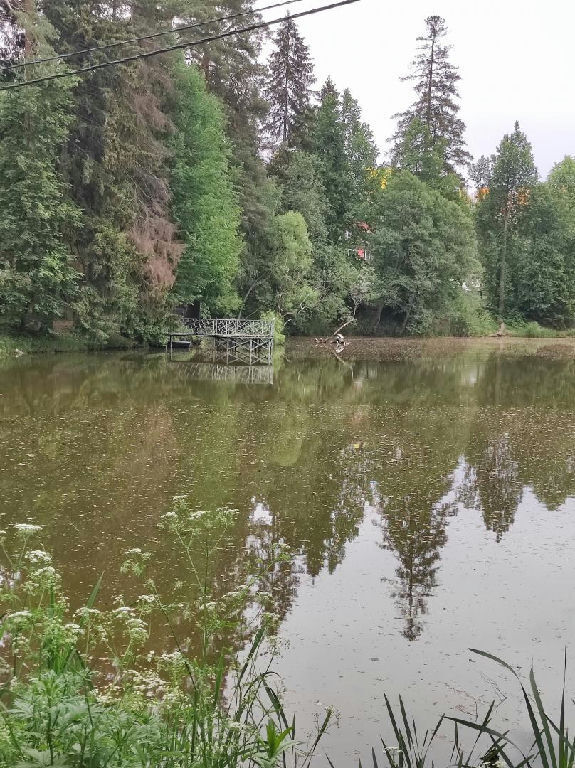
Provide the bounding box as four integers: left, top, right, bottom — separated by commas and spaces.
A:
3, 331, 575, 363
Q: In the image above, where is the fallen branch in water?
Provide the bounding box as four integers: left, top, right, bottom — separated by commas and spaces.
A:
314, 317, 354, 348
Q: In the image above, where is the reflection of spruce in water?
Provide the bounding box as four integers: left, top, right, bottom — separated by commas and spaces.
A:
462, 434, 522, 543
381, 497, 453, 641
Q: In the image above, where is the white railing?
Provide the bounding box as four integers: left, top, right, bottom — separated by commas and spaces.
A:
183, 318, 274, 338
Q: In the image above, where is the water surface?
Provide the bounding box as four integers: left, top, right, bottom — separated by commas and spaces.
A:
1, 342, 575, 761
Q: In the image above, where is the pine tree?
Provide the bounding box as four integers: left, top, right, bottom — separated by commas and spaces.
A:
392, 16, 470, 175
263, 14, 315, 149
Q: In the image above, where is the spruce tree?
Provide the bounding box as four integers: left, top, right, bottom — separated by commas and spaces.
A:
312, 78, 349, 240
263, 14, 315, 149
392, 16, 470, 175
341, 88, 378, 220
40, 0, 181, 340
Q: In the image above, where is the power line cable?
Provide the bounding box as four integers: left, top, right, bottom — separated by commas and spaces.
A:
8, 0, 307, 71
0, 0, 360, 91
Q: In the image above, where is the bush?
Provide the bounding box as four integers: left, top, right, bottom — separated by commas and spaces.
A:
434, 292, 497, 337
261, 310, 286, 346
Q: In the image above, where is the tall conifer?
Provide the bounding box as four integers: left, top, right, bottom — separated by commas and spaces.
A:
313, 78, 349, 239
263, 14, 315, 149
392, 16, 470, 175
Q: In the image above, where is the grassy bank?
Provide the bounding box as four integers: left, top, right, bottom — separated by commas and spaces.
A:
0, 332, 138, 361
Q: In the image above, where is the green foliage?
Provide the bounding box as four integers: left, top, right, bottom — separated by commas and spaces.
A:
0, 332, 135, 360
265, 211, 316, 319
312, 79, 350, 240
475, 122, 539, 320
548, 156, 575, 220
170, 63, 243, 315
271, 149, 329, 243
370, 171, 477, 335
341, 89, 379, 221
513, 184, 575, 326
506, 320, 560, 338
0, 56, 80, 331
393, 118, 464, 202
443, 291, 498, 337
475, 126, 575, 327
3, 7, 574, 341
393, 117, 445, 183
260, 311, 286, 346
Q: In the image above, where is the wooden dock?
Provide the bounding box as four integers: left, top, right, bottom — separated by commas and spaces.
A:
167, 318, 274, 366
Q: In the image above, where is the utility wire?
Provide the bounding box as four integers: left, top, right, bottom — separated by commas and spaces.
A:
0, 0, 360, 91
8, 0, 307, 71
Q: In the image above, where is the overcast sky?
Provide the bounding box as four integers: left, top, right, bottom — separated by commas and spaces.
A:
282, 0, 575, 178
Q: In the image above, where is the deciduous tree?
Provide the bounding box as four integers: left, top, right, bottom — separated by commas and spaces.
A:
475, 121, 538, 318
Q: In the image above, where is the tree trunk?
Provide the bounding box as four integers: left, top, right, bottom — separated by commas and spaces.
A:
426, 37, 435, 129
21, 0, 33, 57
498, 214, 509, 320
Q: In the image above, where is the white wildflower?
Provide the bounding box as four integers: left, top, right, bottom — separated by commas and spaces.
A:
74, 607, 101, 620
137, 594, 157, 605
64, 623, 83, 639
12, 523, 42, 534
8, 610, 32, 620
26, 550, 52, 564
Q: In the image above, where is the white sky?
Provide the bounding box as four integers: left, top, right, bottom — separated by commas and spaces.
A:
284, 0, 575, 178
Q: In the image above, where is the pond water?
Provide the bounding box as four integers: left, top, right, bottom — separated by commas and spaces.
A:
2, 340, 575, 762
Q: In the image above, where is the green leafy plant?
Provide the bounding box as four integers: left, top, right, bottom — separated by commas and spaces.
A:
0, 506, 331, 768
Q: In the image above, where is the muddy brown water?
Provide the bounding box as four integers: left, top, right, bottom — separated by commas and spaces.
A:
2, 337, 575, 762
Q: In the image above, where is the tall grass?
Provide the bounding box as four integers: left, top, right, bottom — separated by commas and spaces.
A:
372, 649, 575, 768
0, 511, 330, 768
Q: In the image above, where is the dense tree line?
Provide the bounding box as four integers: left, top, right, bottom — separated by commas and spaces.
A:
1, 4, 574, 339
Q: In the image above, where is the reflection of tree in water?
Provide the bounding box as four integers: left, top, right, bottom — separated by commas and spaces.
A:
244, 502, 302, 631
323, 441, 373, 574
244, 435, 374, 633
8, 349, 575, 653
382, 495, 454, 641
461, 434, 522, 542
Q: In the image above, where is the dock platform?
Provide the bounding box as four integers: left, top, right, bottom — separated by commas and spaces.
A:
167, 318, 274, 365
